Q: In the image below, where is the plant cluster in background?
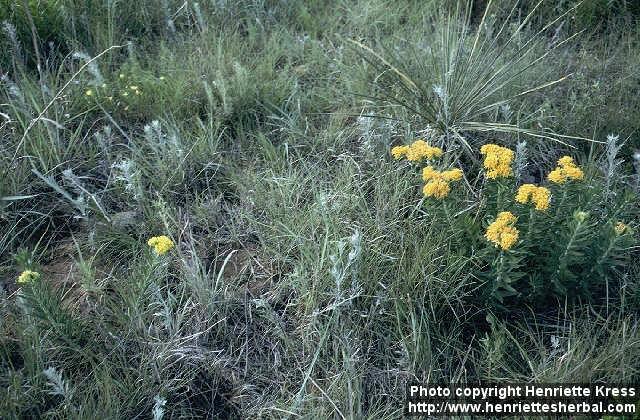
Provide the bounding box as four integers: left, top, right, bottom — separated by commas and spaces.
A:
82, 71, 169, 114
391, 139, 637, 308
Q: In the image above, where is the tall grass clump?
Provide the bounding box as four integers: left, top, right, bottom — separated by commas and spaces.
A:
351, 1, 589, 154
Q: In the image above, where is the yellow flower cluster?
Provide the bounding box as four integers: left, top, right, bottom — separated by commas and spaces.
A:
148, 235, 175, 255
17, 270, 40, 284
615, 221, 629, 235
391, 140, 443, 162
422, 166, 463, 182
485, 211, 519, 250
548, 156, 584, 184
422, 179, 450, 198
515, 184, 551, 211
480, 144, 514, 179
421, 166, 463, 199
391, 145, 409, 160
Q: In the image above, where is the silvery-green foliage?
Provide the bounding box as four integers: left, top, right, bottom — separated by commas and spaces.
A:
601, 134, 624, 200
357, 114, 399, 157
61, 168, 110, 221
112, 158, 143, 201
144, 120, 184, 159
72, 52, 104, 87
126, 40, 135, 58
500, 104, 513, 123
43, 367, 70, 398
514, 140, 528, 182
62, 169, 87, 197
152, 395, 167, 420
329, 230, 362, 302
633, 150, 640, 192
94, 125, 114, 169
32, 168, 88, 218
192, 2, 205, 31
2, 21, 21, 63
161, 0, 176, 33
1, 74, 25, 104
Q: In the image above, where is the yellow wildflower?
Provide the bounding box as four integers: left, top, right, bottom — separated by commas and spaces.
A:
423, 179, 450, 199
421, 166, 464, 199
406, 139, 443, 162
119, 73, 125, 79
422, 166, 463, 182
391, 145, 409, 160
547, 168, 565, 184
85, 89, 93, 97
515, 184, 551, 211
515, 184, 537, 204
558, 156, 575, 167
498, 227, 519, 250
422, 165, 439, 182
615, 221, 628, 235
17, 270, 40, 284
497, 211, 516, 224
480, 143, 514, 179
485, 211, 519, 250
148, 235, 174, 255
563, 165, 584, 180
159, 76, 166, 81
442, 168, 463, 182
548, 156, 584, 184
531, 187, 551, 211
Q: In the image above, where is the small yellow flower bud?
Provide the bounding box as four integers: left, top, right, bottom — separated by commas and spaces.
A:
574, 211, 588, 223
17, 270, 40, 284
615, 221, 628, 235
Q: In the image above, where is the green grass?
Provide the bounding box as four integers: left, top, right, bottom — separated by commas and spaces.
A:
1, 0, 640, 418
